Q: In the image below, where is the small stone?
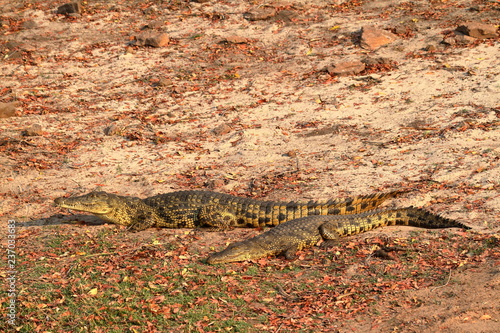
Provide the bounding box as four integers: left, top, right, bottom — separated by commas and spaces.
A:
360, 26, 398, 50
393, 20, 418, 37
21, 124, 43, 136
0, 102, 17, 118
157, 78, 173, 87
134, 32, 170, 47
212, 124, 232, 136
425, 44, 437, 52
284, 150, 297, 157
454, 33, 476, 44
274, 10, 298, 23
456, 22, 498, 39
141, 20, 164, 30
104, 124, 121, 136
22, 20, 37, 29
361, 56, 392, 66
6, 50, 22, 60
56, 2, 82, 15
218, 35, 249, 44
442, 37, 456, 46
325, 60, 365, 76
243, 7, 276, 21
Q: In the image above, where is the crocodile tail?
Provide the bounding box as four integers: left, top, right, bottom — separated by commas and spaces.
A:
391, 207, 471, 229
329, 190, 407, 215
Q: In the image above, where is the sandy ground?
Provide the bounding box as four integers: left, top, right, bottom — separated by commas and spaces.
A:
1, 0, 499, 331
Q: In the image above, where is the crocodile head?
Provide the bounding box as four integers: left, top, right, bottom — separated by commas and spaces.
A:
54, 191, 116, 214
54, 191, 141, 226
207, 240, 268, 264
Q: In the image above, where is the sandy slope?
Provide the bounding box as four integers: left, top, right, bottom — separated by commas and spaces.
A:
1, 0, 499, 331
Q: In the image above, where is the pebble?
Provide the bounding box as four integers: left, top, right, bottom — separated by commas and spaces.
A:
141, 21, 164, 30
56, 1, 82, 15
325, 59, 365, 76
104, 124, 121, 136
134, 33, 170, 48
360, 26, 398, 50
21, 124, 43, 136
243, 7, 277, 21
361, 56, 392, 66
156, 78, 173, 88
212, 124, 232, 136
456, 22, 498, 39
454, 33, 476, 44
218, 36, 250, 44
22, 20, 37, 29
0, 102, 17, 118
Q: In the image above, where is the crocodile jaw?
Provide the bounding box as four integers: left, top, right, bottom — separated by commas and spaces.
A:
54, 192, 114, 215
207, 241, 268, 264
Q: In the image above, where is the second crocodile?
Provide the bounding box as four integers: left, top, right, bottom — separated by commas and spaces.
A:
207, 207, 470, 264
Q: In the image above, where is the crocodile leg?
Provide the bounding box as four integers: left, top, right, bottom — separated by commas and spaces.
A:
280, 222, 342, 258
284, 244, 303, 260
198, 205, 238, 230
318, 222, 342, 248
127, 211, 161, 231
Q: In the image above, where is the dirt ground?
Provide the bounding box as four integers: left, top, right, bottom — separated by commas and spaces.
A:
1, 0, 499, 332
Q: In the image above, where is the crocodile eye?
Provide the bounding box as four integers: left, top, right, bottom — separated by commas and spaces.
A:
91, 192, 106, 199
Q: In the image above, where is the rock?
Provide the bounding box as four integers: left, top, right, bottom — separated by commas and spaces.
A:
104, 124, 121, 136
21, 124, 43, 136
274, 10, 298, 23
425, 44, 437, 52
361, 56, 392, 66
156, 78, 173, 87
393, 20, 418, 37
442, 37, 456, 46
218, 35, 250, 44
134, 33, 170, 47
360, 26, 398, 50
22, 20, 37, 29
6, 50, 22, 60
454, 33, 476, 44
456, 22, 498, 39
243, 7, 276, 21
212, 123, 232, 136
56, 2, 82, 15
0, 102, 18, 118
324, 59, 365, 76
141, 21, 164, 30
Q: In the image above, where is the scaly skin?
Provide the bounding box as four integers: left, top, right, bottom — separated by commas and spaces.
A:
54, 190, 402, 231
206, 207, 470, 264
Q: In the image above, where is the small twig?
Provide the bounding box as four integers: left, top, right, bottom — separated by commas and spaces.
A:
276, 284, 291, 299
275, 284, 299, 302
430, 268, 452, 292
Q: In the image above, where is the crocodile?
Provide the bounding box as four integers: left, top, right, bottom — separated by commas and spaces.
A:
207, 207, 470, 264
54, 190, 403, 231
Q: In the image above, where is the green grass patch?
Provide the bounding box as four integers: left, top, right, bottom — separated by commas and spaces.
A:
6, 229, 497, 332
